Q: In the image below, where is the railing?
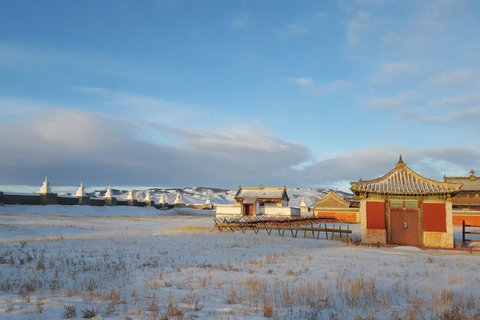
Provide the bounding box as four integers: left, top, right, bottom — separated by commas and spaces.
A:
462, 220, 480, 246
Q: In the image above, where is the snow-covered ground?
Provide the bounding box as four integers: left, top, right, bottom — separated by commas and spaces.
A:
0, 205, 479, 319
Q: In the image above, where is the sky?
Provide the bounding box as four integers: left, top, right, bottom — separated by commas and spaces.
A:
0, 0, 479, 193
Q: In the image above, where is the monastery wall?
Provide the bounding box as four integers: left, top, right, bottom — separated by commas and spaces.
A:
452, 211, 480, 226
313, 209, 359, 223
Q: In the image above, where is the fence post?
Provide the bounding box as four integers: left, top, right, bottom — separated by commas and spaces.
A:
462, 220, 466, 247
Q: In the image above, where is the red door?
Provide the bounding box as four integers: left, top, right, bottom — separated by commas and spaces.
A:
244, 204, 254, 216
390, 209, 419, 245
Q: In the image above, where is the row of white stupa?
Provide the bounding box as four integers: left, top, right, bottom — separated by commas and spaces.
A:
37, 176, 213, 208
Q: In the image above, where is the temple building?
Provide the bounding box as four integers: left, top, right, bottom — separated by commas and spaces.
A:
234, 185, 289, 216
313, 191, 360, 222
444, 170, 480, 225
350, 156, 462, 248
216, 185, 299, 217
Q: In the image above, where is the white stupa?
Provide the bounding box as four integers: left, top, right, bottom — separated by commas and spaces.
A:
75, 181, 86, 197
300, 197, 307, 207
299, 196, 309, 212
103, 184, 113, 199
174, 193, 184, 205
159, 194, 166, 206
37, 176, 52, 194
126, 189, 134, 201
203, 195, 213, 209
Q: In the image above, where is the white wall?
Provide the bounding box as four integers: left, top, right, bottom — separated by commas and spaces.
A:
215, 205, 242, 217
264, 206, 300, 216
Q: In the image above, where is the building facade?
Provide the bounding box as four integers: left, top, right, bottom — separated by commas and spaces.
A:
234, 185, 289, 216
444, 170, 480, 225
313, 191, 360, 223
216, 185, 300, 217
350, 156, 462, 248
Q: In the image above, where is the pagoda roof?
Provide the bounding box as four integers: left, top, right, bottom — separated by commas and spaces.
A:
316, 191, 350, 209
444, 170, 480, 191
350, 156, 462, 196
235, 185, 289, 201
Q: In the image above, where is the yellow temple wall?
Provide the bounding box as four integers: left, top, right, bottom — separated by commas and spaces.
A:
313, 209, 359, 223
423, 232, 453, 248
364, 229, 387, 244
452, 211, 480, 226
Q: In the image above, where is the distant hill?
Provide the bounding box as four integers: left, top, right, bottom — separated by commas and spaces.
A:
71, 187, 353, 207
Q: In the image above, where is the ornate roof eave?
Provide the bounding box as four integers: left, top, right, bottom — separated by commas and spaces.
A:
350, 156, 463, 196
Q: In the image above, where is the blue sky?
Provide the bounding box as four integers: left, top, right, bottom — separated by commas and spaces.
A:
0, 0, 479, 192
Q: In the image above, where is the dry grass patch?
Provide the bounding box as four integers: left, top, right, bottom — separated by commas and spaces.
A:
168, 226, 211, 234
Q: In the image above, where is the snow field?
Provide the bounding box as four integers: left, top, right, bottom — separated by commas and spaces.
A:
0, 206, 479, 319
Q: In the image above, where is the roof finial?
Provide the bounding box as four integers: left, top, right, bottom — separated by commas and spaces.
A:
395, 154, 407, 168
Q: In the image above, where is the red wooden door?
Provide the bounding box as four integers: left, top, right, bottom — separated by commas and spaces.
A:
244, 204, 254, 216
390, 209, 419, 245
244, 205, 250, 216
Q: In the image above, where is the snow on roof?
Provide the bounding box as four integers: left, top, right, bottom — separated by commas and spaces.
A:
235, 186, 288, 200
242, 197, 258, 204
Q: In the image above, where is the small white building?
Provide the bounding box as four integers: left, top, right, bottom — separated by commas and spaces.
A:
216, 185, 300, 217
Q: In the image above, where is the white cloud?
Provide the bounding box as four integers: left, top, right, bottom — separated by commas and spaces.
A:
369, 61, 420, 84
0, 98, 310, 187
0, 42, 42, 68
183, 124, 303, 153
288, 78, 354, 95
420, 107, 480, 126
428, 94, 480, 109
425, 69, 479, 88
1, 97, 478, 190
231, 12, 251, 29
363, 90, 418, 110
0, 41, 156, 82
277, 24, 308, 38
346, 10, 375, 47
75, 87, 203, 123
298, 145, 480, 185
288, 77, 315, 86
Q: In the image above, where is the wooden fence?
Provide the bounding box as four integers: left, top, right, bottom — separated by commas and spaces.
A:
213, 216, 352, 240
462, 220, 480, 246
